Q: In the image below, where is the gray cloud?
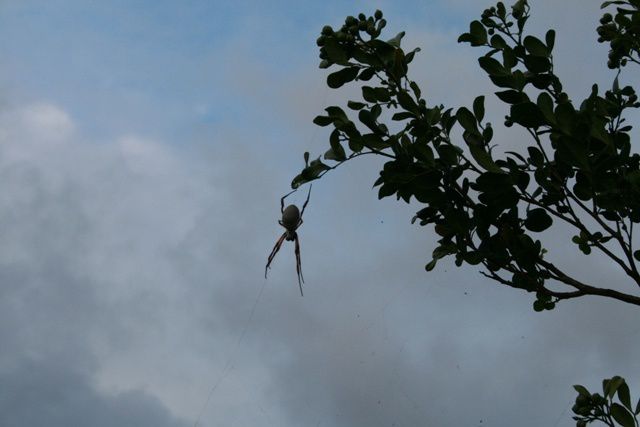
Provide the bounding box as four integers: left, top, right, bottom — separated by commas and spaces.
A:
0, 2, 639, 427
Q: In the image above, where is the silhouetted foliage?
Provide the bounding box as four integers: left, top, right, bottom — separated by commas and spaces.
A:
291, 1, 640, 425
293, 0, 640, 311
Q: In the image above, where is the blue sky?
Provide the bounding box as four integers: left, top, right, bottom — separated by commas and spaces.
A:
1, 1, 638, 426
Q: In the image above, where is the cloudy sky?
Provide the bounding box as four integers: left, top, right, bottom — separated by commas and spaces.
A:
0, 0, 639, 426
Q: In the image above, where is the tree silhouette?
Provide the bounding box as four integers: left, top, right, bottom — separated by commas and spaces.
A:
291, 0, 640, 425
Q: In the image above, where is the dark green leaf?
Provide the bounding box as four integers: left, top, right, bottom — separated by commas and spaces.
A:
397, 90, 419, 113
527, 146, 545, 166
490, 34, 508, 49
470, 144, 502, 172
362, 86, 378, 103
410, 81, 422, 99
362, 133, 387, 149
357, 68, 376, 81
495, 90, 529, 104
405, 47, 421, 64
347, 101, 366, 110
545, 29, 555, 51
473, 96, 485, 122
478, 56, 507, 75
503, 47, 518, 68
392, 112, 415, 121
524, 55, 551, 73
324, 39, 349, 64
633, 250, 640, 262
536, 93, 555, 123
574, 385, 591, 397
457, 33, 473, 44
456, 107, 478, 133
313, 115, 333, 127
327, 67, 360, 88
611, 403, 635, 427
374, 87, 391, 102
619, 382, 632, 411
525, 208, 553, 232
469, 20, 487, 45
329, 129, 347, 161
607, 376, 625, 398
523, 36, 549, 56
386, 31, 405, 47
359, 109, 380, 133
378, 183, 396, 199
510, 102, 547, 128
325, 106, 348, 123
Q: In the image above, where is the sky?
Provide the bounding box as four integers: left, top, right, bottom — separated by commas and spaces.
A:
0, 0, 638, 426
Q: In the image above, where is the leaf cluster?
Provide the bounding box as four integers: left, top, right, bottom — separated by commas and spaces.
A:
573, 377, 640, 427
598, 0, 640, 68
293, 1, 640, 310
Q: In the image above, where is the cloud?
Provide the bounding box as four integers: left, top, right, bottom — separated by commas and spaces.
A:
0, 103, 197, 426
1, 3, 640, 427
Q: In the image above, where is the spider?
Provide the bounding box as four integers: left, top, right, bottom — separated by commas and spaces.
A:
265, 184, 312, 296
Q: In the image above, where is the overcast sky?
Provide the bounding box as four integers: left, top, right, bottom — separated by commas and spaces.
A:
0, 1, 638, 426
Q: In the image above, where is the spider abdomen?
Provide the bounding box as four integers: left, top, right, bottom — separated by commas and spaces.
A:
281, 204, 301, 229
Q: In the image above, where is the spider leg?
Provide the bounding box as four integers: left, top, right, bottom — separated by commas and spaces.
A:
280, 189, 297, 213
265, 232, 287, 279
299, 184, 312, 217
294, 233, 304, 296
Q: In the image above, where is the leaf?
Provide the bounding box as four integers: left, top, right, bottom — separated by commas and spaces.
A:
374, 87, 391, 102
410, 81, 422, 100
392, 112, 415, 121
347, 101, 366, 110
378, 183, 396, 199
523, 35, 549, 56
362, 86, 378, 103
325, 106, 348, 123
490, 34, 508, 49
358, 109, 380, 133
456, 107, 478, 133
328, 129, 347, 161
469, 20, 487, 45
473, 96, 485, 122
601, 1, 627, 8
574, 385, 591, 397
397, 90, 419, 113
607, 376, 625, 398
510, 102, 547, 128
527, 146, 545, 166
327, 67, 360, 88
386, 31, 405, 47
524, 55, 551, 73
495, 90, 529, 104
611, 403, 636, 427
536, 93, 555, 123
323, 38, 349, 64
545, 29, 556, 51
525, 208, 553, 232
478, 56, 507, 75
357, 68, 376, 81
618, 382, 632, 411
470, 144, 502, 172
313, 115, 333, 126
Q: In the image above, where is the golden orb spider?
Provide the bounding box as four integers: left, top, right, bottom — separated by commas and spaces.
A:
265, 185, 312, 296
